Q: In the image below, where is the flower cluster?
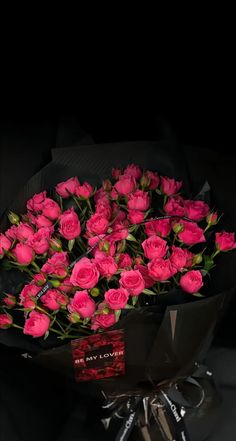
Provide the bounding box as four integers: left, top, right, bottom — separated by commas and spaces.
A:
0, 164, 235, 340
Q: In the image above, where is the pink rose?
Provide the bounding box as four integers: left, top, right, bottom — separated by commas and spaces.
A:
76, 182, 93, 199
120, 270, 145, 296
178, 221, 206, 246
164, 196, 185, 217
148, 258, 174, 281
110, 222, 129, 242
34, 214, 53, 228
215, 232, 236, 251
12, 243, 34, 265
0, 313, 13, 329
15, 222, 35, 242
182, 249, 194, 268
105, 288, 129, 310
94, 188, 109, 203
70, 257, 100, 289
128, 210, 145, 224
112, 168, 123, 180
145, 170, 160, 189
20, 284, 41, 309
91, 313, 116, 330
87, 213, 109, 235
180, 270, 203, 294
27, 191, 47, 212
184, 200, 209, 221
127, 190, 150, 211
124, 164, 142, 179
29, 227, 52, 254
41, 252, 69, 278
96, 200, 112, 220
161, 176, 182, 196
95, 256, 118, 278
68, 290, 96, 318
55, 177, 80, 198
88, 234, 105, 248
142, 236, 168, 259
59, 277, 73, 294
41, 289, 68, 310
145, 219, 171, 238
134, 264, 155, 288
0, 233, 12, 254
42, 198, 61, 220
23, 311, 50, 337
117, 253, 133, 269
112, 204, 126, 222
114, 175, 136, 195
32, 273, 47, 286
170, 246, 187, 272
59, 208, 81, 240
5, 225, 18, 240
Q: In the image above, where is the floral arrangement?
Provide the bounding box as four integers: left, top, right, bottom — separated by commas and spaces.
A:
0, 163, 235, 341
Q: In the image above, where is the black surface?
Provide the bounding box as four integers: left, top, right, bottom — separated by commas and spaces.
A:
0, 112, 236, 440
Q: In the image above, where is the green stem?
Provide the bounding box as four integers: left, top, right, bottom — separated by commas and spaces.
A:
31, 261, 41, 272
73, 196, 83, 213
211, 249, 220, 259
86, 198, 93, 213
49, 327, 65, 337
12, 324, 23, 330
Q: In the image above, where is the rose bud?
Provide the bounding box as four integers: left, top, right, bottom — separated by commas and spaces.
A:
117, 240, 126, 254
105, 288, 129, 310
140, 174, 151, 189
8, 211, 20, 225
49, 238, 62, 252
172, 223, 184, 234
0, 313, 13, 329
0, 234, 12, 254
192, 254, 203, 265
55, 177, 80, 198
2, 294, 16, 308
76, 182, 93, 199
32, 273, 47, 286
68, 290, 96, 318
206, 212, 218, 226
90, 287, 100, 297
112, 168, 123, 180
103, 179, 113, 191
91, 313, 116, 330
68, 313, 81, 323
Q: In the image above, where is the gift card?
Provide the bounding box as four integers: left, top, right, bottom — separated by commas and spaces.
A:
71, 329, 125, 382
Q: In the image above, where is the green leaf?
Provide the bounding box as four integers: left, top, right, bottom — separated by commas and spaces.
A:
203, 255, 215, 271
44, 331, 49, 340
132, 296, 138, 306
125, 304, 135, 309
68, 239, 75, 252
155, 189, 162, 195
115, 309, 121, 322
192, 292, 204, 298
83, 317, 90, 325
143, 288, 157, 295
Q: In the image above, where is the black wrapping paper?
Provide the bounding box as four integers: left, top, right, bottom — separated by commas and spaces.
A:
1, 141, 236, 441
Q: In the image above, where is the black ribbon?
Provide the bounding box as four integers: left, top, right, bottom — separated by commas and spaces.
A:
101, 364, 212, 441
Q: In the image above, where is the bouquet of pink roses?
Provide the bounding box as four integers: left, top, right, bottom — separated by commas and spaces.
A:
0, 163, 235, 343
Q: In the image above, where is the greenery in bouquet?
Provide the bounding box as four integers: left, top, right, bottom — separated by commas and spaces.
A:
0, 163, 235, 341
